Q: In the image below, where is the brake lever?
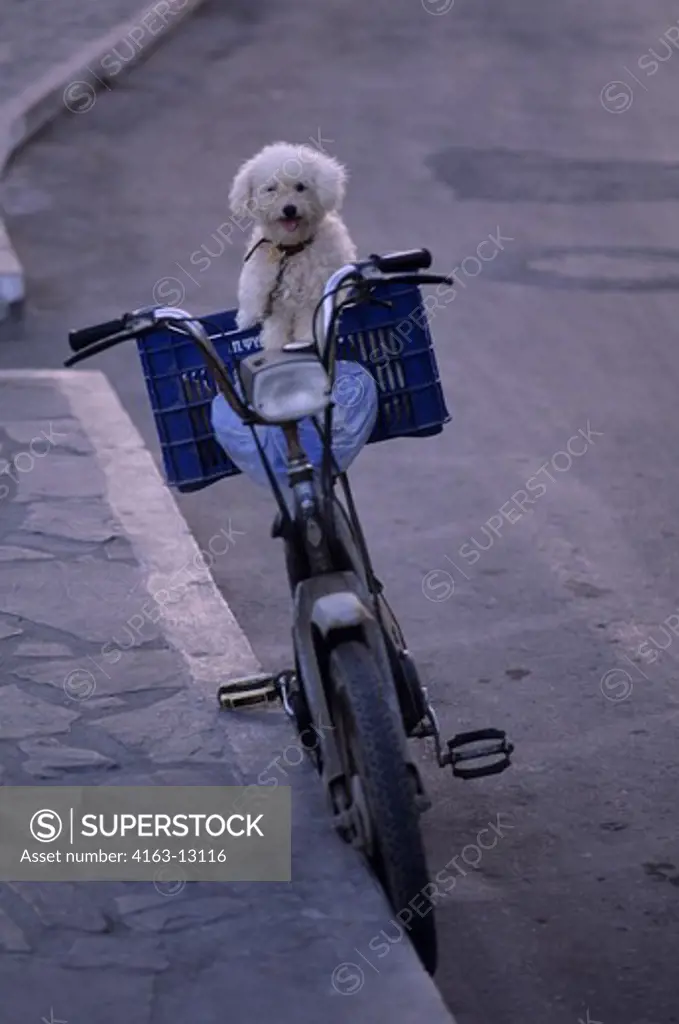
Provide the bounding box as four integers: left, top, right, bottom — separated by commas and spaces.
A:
392, 274, 454, 287
64, 332, 132, 367
64, 350, 92, 368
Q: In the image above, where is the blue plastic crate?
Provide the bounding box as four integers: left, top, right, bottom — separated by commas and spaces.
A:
137, 281, 451, 493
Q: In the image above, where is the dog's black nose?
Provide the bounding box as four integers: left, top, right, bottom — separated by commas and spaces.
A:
282, 204, 298, 218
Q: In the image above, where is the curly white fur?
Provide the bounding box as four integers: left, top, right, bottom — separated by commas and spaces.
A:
229, 142, 356, 351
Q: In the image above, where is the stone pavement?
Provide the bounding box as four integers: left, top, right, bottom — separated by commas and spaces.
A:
0, 369, 456, 1024
0, 0, 207, 312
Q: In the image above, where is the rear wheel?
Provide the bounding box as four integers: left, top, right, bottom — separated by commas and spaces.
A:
328, 639, 437, 974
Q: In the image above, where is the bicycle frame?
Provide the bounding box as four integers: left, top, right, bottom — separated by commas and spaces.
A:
264, 263, 431, 806
272, 261, 374, 575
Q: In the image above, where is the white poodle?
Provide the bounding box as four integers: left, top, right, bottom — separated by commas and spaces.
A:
228, 142, 357, 351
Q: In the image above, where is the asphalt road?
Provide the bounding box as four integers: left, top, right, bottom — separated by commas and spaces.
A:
2, 0, 679, 1020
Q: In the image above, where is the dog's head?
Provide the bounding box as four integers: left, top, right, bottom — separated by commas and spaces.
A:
229, 142, 347, 246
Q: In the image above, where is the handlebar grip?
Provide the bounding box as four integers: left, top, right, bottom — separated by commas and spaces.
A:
68, 317, 129, 353
370, 249, 432, 273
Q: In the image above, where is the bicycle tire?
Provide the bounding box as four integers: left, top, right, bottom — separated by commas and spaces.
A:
328, 639, 437, 974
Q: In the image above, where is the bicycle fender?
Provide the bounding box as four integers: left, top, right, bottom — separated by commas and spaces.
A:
293, 573, 415, 780
310, 590, 373, 637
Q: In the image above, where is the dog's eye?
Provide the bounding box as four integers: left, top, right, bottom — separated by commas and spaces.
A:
266, 185, 277, 192
295, 183, 307, 192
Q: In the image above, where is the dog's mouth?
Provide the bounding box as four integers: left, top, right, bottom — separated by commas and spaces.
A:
279, 216, 302, 233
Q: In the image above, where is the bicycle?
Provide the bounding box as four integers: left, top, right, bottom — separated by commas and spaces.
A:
65, 247, 514, 975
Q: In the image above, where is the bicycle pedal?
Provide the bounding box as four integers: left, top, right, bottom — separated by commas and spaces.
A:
446, 728, 514, 780
217, 674, 278, 709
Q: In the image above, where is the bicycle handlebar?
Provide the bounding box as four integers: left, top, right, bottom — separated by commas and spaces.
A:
369, 248, 432, 273
64, 252, 453, 422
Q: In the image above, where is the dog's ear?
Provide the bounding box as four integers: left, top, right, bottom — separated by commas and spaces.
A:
312, 153, 348, 213
229, 159, 254, 218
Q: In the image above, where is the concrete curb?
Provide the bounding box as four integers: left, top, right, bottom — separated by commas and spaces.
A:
0, 0, 208, 319
0, 368, 458, 1024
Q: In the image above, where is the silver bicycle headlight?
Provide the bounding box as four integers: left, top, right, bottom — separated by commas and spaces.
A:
247, 355, 332, 424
